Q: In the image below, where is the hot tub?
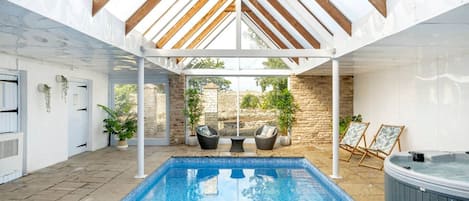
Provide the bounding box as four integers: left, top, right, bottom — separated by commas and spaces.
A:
384, 151, 469, 201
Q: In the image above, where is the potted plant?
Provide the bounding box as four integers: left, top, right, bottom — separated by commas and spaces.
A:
183, 88, 203, 146
38, 84, 51, 112
55, 75, 69, 102
276, 89, 298, 146
98, 104, 137, 150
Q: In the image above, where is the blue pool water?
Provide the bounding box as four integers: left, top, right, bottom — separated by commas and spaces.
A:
122, 157, 352, 201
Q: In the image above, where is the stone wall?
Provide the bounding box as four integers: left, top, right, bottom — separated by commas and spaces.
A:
290, 75, 353, 145
169, 75, 185, 144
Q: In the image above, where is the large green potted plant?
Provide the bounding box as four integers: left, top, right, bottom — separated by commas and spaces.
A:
98, 104, 137, 150
183, 88, 203, 145
276, 89, 298, 146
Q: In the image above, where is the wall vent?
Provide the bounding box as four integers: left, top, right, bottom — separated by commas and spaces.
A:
0, 139, 18, 159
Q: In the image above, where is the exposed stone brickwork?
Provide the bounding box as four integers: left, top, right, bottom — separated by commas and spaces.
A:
169, 75, 185, 144
290, 75, 353, 145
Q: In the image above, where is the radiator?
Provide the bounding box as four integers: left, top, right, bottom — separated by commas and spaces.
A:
0, 132, 23, 184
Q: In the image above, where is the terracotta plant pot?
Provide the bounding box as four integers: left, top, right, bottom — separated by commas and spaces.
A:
116, 140, 128, 150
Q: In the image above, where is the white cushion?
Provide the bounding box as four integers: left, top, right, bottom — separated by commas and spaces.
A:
197, 125, 212, 136
260, 125, 276, 137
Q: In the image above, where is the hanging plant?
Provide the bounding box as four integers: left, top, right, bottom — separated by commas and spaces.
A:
38, 84, 51, 112
56, 75, 69, 102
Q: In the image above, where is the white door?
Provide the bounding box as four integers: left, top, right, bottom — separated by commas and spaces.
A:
68, 81, 89, 157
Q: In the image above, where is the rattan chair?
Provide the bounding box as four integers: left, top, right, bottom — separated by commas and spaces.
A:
196, 125, 219, 149
254, 126, 278, 150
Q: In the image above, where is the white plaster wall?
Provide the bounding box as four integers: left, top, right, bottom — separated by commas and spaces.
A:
0, 53, 108, 172
354, 55, 469, 151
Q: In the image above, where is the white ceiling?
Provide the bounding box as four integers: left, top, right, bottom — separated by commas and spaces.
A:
304, 3, 469, 75
0, 1, 168, 74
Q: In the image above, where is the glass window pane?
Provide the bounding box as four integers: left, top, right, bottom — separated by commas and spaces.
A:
239, 77, 280, 137
330, 0, 373, 22
187, 76, 237, 137
0, 74, 18, 134
113, 83, 167, 139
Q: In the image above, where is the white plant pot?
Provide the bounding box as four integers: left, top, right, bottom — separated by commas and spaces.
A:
280, 136, 291, 146
187, 135, 198, 146
116, 140, 128, 151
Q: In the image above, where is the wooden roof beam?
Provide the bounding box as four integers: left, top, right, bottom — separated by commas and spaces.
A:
315, 0, 352, 36
267, 0, 320, 49
172, 0, 229, 49
125, 0, 161, 35
244, 5, 298, 63
248, 0, 304, 49
92, 0, 109, 16
156, 0, 209, 48
368, 0, 387, 17
297, 0, 333, 36
185, 5, 230, 49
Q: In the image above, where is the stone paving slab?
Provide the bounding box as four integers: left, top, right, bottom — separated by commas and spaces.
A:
0, 144, 384, 201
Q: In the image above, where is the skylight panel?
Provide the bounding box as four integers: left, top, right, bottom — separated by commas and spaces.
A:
260, 1, 312, 48
330, 0, 373, 22
243, 1, 294, 48
134, 0, 176, 34
148, 0, 196, 42
299, 0, 344, 35
165, 1, 218, 48
105, 0, 146, 21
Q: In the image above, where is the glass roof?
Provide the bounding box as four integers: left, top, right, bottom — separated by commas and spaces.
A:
105, 0, 146, 21
102, 0, 379, 73
330, 0, 373, 21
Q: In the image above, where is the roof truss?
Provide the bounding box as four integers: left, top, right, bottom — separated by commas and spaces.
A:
267, 0, 320, 49
172, 0, 230, 49
368, 0, 387, 17
247, 0, 303, 49
156, 0, 209, 48
92, 0, 109, 16
125, 0, 161, 35
313, 0, 352, 36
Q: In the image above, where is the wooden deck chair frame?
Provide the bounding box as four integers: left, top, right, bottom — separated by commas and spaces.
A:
358, 124, 405, 170
339, 122, 370, 162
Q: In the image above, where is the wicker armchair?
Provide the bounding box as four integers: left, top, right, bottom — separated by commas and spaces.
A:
196, 125, 219, 149
254, 126, 278, 150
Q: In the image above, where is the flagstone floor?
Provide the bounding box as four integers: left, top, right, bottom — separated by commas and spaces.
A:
0, 143, 384, 201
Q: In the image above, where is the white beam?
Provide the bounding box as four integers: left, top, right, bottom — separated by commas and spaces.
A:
143, 48, 333, 58
183, 69, 292, 76
135, 57, 146, 179
331, 58, 341, 179
236, 0, 242, 50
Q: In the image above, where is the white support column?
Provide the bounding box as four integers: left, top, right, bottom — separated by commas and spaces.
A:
331, 59, 341, 179
235, 0, 242, 50
135, 57, 146, 179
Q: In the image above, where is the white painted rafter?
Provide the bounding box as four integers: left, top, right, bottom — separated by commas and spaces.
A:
143, 48, 333, 58
184, 69, 292, 76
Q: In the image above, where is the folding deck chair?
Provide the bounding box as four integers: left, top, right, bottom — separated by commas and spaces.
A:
339, 122, 370, 162
358, 124, 405, 170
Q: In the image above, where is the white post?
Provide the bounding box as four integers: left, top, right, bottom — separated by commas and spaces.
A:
135, 57, 146, 179
235, 0, 241, 50
331, 58, 341, 179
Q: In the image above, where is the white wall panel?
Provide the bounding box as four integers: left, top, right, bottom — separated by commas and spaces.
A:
0, 53, 108, 172
355, 54, 469, 151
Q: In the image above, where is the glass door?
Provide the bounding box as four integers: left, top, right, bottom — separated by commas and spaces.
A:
112, 83, 168, 145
